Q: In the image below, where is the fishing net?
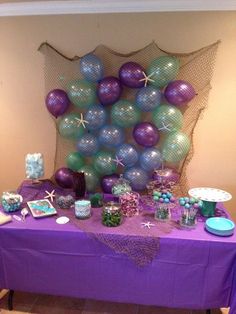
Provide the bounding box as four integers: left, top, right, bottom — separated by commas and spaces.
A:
39, 41, 219, 196
37, 42, 219, 266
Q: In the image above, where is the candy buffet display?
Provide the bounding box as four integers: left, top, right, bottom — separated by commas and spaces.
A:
56, 195, 75, 209
189, 187, 232, 217
102, 202, 122, 227
75, 200, 91, 219
1, 192, 23, 213
25, 153, 44, 182
119, 191, 140, 217
112, 175, 132, 197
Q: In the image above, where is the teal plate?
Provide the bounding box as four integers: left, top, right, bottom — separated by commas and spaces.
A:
205, 217, 235, 236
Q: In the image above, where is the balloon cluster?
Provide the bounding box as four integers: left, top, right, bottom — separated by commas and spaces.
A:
45, 53, 196, 192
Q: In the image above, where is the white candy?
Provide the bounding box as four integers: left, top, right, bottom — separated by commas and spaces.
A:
25, 153, 44, 179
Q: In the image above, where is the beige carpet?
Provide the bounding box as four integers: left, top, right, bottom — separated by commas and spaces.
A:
0, 290, 229, 314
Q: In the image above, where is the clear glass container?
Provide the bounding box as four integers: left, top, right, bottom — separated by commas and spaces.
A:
119, 191, 140, 217
56, 195, 75, 209
154, 203, 171, 222
102, 202, 122, 227
180, 208, 197, 228
75, 200, 91, 219
1, 191, 23, 213
112, 175, 132, 197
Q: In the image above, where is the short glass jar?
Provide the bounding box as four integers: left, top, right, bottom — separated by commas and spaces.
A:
102, 202, 122, 227
1, 192, 23, 213
75, 200, 91, 219
155, 203, 171, 222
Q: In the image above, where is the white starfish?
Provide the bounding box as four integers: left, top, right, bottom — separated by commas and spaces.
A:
141, 221, 155, 229
112, 156, 124, 167
75, 113, 89, 129
139, 71, 155, 87
44, 190, 56, 202
158, 121, 172, 132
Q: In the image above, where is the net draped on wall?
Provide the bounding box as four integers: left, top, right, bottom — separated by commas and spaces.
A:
39, 41, 219, 195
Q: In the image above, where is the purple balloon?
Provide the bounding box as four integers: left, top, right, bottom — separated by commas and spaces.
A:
101, 174, 119, 193
153, 168, 180, 185
164, 80, 196, 106
119, 62, 145, 88
97, 76, 122, 106
45, 89, 70, 118
55, 167, 75, 189
133, 122, 160, 147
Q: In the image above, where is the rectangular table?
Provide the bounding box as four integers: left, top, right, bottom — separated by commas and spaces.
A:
0, 182, 236, 313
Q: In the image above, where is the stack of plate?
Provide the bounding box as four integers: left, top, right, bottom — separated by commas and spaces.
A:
205, 217, 235, 236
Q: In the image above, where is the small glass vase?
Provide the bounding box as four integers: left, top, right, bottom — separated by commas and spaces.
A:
180, 208, 197, 228
154, 203, 171, 222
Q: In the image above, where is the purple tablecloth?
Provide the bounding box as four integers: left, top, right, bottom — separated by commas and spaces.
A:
0, 181, 236, 312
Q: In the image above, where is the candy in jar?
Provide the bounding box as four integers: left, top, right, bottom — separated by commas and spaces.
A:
112, 174, 132, 197
119, 191, 140, 217
25, 153, 44, 181
102, 202, 122, 227
1, 192, 23, 213
155, 203, 171, 221
75, 200, 91, 219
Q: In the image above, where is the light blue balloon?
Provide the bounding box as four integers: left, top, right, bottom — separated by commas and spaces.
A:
139, 148, 162, 172
116, 144, 138, 167
135, 86, 162, 112
77, 133, 99, 156
99, 125, 125, 148
124, 167, 149, 191
84, 104, 107, 131
80, 54, 104, 82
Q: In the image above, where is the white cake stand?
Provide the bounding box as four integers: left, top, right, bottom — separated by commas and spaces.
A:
188, 187, 232, 217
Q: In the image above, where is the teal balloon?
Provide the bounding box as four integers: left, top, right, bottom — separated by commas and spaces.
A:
66, 152, 84, 171
111, 100, 141, 128
67, 79, 96, 108
58, 113, 84, 140
94, 151, 116, 175
153, 104, 183, 133
148, 56, 179, 88
162, 131, 190, 163
78, 165, 99, 192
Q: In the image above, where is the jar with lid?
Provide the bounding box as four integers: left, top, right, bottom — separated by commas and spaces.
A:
102, 202, 122, 227
112, 174, 132, 197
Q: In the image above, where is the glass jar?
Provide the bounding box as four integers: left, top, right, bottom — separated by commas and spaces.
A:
1, 192, 23, 213
180, 208, 197, 228
155, 203, 171, 222
112, 175, 132, 197
119, 191, 140, 217
75, 200, 91, 219
56, 195, 75, 209
102, 202, 122, 227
